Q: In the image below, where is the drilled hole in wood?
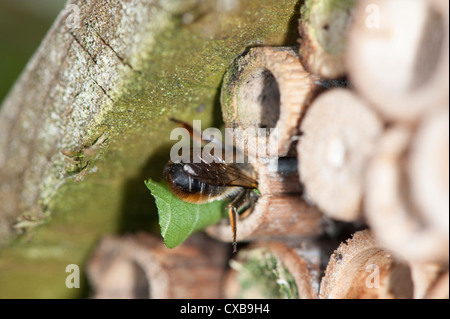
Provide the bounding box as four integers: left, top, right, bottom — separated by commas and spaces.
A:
237, 68, 281, 132
130, 261, 150, 298
92, 256, 150, 298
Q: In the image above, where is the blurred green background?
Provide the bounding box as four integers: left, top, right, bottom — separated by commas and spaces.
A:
0, 0, 66, 105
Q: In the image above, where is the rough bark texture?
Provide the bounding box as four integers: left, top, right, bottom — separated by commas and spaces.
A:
0, 0, 301, 297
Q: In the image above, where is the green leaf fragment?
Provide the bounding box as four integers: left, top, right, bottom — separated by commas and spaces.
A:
144, 178, 227, 249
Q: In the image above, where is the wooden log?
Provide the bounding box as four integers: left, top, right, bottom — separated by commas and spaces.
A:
365, 127, 449, 263
297, 88, 383, 221
224, 240, 320, 299
206, 193, 323, 244
347, 0, 449, 123
298, 0, 356, 79
319, 230, 414, 299
220, 46, 316, 158
86, 232, 227, 299
408, 107, 449, 238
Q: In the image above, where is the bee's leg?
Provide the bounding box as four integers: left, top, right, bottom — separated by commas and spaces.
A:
239, 191, 257, 219
226, 189, 250, 253
228, 206, 238, 253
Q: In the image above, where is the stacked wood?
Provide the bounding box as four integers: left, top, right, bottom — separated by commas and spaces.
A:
85, 0, 448, 299
297, 0, 448, 272
86, 233, 227, 299
207, 46, 323, 244
209, 0, 448, 298
296, 0, 449, 298
347, 0, 449, 124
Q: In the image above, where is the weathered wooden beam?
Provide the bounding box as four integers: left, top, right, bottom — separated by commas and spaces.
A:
0, 0, 300, 297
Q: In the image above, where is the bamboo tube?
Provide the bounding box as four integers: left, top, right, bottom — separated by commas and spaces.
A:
220, 46, 316, 158
365, 126, 449, 263
298, 0, 356, 79
224, 240, 320, 299
86, 232, 227, 299
206, 157, 323, 243
206, 193, 323, 243
347, 0, 449, 123
319, 230, 414, 299
297, 88, 383, 221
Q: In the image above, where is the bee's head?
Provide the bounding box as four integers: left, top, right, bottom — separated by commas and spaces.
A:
163, 161, 203, 202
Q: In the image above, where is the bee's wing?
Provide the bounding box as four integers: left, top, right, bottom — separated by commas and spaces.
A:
185, 161, 257, 189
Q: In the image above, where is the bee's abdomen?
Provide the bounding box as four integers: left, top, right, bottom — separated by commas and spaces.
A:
163, 162, 225, 203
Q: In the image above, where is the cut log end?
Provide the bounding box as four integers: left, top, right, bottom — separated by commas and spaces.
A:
319, 230, 414, 299
298, 88, 382, 222
298, 0, 356, 79
365, 127, 449, 263
409, 107, 449, 237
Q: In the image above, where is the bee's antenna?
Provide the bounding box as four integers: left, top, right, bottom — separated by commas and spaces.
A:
169, 117, 199, 141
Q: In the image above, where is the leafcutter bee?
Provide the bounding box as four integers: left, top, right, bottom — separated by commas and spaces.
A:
163, 118, 259, 252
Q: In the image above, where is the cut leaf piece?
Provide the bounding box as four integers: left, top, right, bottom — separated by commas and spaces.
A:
144, 179, 227, 249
